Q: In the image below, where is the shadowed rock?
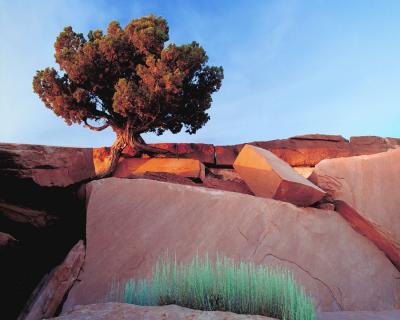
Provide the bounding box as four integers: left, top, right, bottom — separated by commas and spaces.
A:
19, 240, 85, 320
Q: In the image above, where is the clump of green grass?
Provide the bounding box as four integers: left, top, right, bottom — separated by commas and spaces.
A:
107, 254, 315, 320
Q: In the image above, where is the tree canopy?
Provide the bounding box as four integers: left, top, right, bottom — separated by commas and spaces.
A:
33, 15, 223, 162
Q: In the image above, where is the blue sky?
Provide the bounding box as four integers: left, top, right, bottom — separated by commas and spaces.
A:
1, 0, 400, 147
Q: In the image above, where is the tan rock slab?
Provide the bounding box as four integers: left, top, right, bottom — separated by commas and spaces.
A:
63, 179, 400, 312
233, 144, 325, 206
54, 303, 277, 320
310, 149, 400, 270
112, 158, 205, 179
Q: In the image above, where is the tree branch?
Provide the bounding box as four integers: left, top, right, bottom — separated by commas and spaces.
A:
83, 119, 110, 131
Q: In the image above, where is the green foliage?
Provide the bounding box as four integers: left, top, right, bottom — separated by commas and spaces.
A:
107, 254, 315, 320
33, 15, 223, 137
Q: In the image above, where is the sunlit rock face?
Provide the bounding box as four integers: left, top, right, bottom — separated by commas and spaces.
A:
310, 148, 400, 270
63, 178, 400, 312
233, 144, 325, 206
215, 135, 400, 167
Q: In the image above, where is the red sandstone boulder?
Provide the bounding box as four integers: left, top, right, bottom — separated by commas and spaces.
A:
310, 149, 400, 270
19, 240, 85, 320
63, 179, 400, 312
54, 303, 276, 320
0, 143, 95, 187
233, 145, 325, 206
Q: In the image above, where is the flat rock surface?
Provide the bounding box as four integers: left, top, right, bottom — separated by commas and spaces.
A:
317, 310, 400, 320
63, 179, 400, 312
54, 303, 276, 319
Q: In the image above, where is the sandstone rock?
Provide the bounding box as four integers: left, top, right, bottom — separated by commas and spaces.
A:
0, 201, 56, 227
19, 240, 85, 320
0, 143, 95, 187
0, 231, 17, 250
290, 134, 348, 142
293, 167, 314, 178
349, 136, 386, 146
208, 168, 243, 181
63, 179, 400, 312
149, 143, 215, 164
310, 149, 400, 270
54, 303, 276, 320
233, 145, 325, 206
316, 203, 335, 211
93, 143, 215, 174
113, 158, 205, 179
215, 144, 244, 166
215, 136, 400, 167
317, 310, 400, 320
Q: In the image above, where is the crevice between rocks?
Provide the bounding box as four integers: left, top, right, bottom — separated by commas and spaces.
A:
334, 200, 400, 272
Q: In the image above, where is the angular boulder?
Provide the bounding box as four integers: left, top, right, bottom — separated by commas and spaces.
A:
53, 303, 276, 320
233, 144, 325, 206
310, 149, 400, 270
113, 158, 205, 179
63, 179, 400, 312
19, 240, 85, 320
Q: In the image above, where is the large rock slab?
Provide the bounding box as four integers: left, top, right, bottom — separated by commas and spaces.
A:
63, 179, 400, 312
0, 143, 95, 187
310, 149, 400, 269
19, 240, 85, 320
113, 158, 205, 179
54, 303, 276, 320
233, 144, 325, 206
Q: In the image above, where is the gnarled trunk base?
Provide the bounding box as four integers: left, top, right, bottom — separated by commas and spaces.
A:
97, 132, 177, 179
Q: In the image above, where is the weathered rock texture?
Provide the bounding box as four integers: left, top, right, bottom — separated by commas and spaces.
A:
317, 310, 400, 320
0, 143, 89, 319
19, 240, 85, 320
234, 145, 325, 206
215, 135, 400, 167
63, 179, 400, 312
113, 158, 205, 179
54, 303, 276, 320
0, 143, 95, 187
310, 149, 400, 270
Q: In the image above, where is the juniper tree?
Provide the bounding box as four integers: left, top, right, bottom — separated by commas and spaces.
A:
33, 16, 223, 176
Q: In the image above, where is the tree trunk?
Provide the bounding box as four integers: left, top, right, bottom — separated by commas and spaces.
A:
97, 135, 126, 178
97, 125, 177, 178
